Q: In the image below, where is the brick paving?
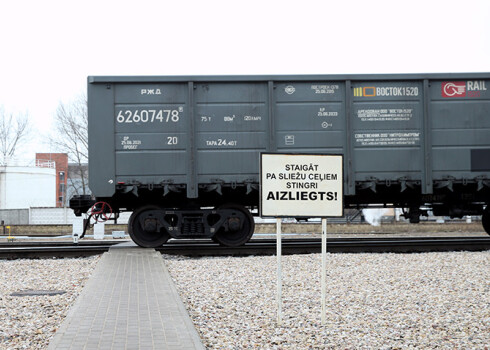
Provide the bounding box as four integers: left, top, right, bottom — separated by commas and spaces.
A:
48, 242, 204, 349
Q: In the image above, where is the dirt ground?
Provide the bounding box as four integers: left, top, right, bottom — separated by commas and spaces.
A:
1, 221, 487, 242
253, 221, 489, 238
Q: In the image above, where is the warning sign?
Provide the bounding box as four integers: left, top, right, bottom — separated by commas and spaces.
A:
260, 153, 343, 217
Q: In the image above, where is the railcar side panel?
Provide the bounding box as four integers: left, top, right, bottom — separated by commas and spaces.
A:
87, 83, 115, 197
429, 80, 490, 180
113, 83, 188, 187
195, 82, 268, 184
274, 81, 345, 152
79, 74, 490, 247
85, 74, 490, 214
351, 81, 424, 185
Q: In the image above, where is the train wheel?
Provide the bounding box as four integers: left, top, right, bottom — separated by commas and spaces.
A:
213, 204, 255, 247
483, 207, 490, 235
128, 206, 170, 248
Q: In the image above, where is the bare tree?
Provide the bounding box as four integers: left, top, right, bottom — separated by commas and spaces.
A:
49, 94, 89, 199
0, 106, 31, 165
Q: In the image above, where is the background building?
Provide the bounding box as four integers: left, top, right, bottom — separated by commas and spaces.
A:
36, 153, 68, 207
66, 162, 90, 206
0, 164, 56, 209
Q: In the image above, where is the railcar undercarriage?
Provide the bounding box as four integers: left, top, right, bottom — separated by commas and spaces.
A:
70, 180, 490, 248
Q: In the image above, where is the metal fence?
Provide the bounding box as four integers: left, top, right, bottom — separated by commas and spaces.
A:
0, 208, 132, 225
0, 209, 29, 225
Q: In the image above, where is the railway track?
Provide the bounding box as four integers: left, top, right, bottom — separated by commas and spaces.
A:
1, 237, 489, 259
0, 241, 118, 259
157, 237, 490, 256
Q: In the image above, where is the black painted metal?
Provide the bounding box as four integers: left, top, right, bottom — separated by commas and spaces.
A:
157, 237, 490, 256
0, 242, 117, 259
2, 237, 489, 259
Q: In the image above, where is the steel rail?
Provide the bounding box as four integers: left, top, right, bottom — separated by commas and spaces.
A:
158, 237, 490, 256
0, 244, 114, 259
1, 237, 489, 259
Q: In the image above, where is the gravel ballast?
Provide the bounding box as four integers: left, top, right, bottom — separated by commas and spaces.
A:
0, 256, 100, 350
0, 251, 488, 349
164, 252, 490, 349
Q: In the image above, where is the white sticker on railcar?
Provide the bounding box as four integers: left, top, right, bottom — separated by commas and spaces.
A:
311, 84, 339, 94
167, 136, 178, 145
244, 115, 262, 121
285, 135, 295, 145
357, 108, 413, 122
354, 132, 420, 146
141, 88, 162, 95
205, 139, 237, 147
116, 108, 182, 123
121, 136, 142, 150
317, 108, 338, 117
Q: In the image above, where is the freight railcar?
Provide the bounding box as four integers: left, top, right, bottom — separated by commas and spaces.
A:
70, 74, 490, 247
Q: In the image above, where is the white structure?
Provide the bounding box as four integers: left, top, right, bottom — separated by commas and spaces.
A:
28, 208, 132, 225
0, 166, 56, 209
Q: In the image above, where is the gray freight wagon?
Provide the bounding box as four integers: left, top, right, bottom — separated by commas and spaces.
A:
70, 74, 490, 247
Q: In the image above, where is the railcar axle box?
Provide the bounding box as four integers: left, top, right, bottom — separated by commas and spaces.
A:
71, 74, 490, 247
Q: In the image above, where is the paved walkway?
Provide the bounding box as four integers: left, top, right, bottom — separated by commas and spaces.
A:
48, 242, 205, 350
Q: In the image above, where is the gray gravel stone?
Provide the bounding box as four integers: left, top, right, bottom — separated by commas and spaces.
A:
0, 256, 100, 350
164, 252, 490, 349
1, 251, 488, 349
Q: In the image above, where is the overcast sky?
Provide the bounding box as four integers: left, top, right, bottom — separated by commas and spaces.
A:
1, 0, 489, 160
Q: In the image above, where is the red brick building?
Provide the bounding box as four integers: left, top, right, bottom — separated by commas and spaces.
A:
35, 153, 68, 207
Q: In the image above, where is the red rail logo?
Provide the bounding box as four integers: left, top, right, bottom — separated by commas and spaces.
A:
442, 82, 466, 98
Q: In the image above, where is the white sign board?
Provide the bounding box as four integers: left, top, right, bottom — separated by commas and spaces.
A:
72, 217, 84, 236
261, 153, 343, 217
93, 222, 105, 240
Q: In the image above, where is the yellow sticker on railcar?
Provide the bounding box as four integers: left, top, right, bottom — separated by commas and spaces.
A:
354, 86, 419, 97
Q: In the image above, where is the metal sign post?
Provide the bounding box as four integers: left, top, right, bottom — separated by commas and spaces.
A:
276, 218, 282, 325
260, 153, 343, 327
321, 218, 327, 325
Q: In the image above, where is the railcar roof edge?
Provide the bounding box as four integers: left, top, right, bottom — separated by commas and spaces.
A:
88, 72, 490, 83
